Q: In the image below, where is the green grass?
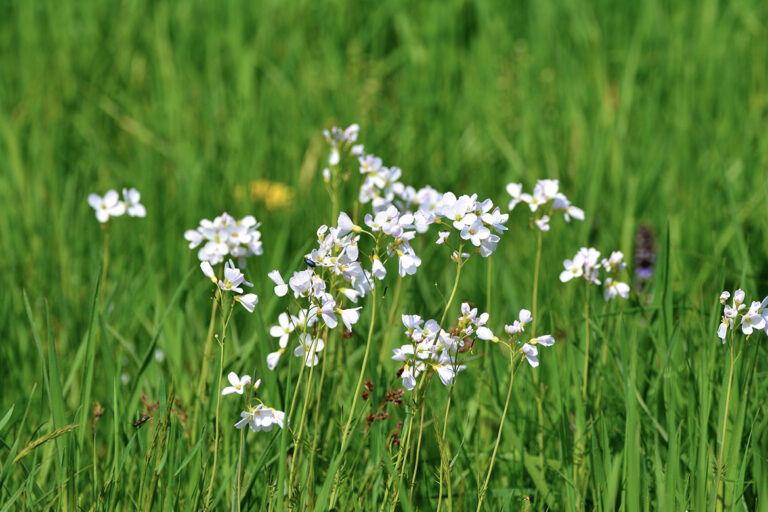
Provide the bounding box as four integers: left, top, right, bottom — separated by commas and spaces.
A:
2, 0, 768, 509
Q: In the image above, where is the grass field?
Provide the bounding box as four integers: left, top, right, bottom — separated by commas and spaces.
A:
2, 0, 768, 510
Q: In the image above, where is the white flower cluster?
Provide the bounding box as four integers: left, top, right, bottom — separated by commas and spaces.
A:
323, 123, 363, 168
506, 179, 583, 231
200, 259, 259, 312
559, 248, 630, 301
717, 290, 768, 342
185, 213, 264, 266
473, 306, 556, 368
392, 303, 556, 390
221, 372, 287, 432
392, 312, 470, 391
265, 215, 368, 370
88, 188, 146, 223
324, 125, 509, 259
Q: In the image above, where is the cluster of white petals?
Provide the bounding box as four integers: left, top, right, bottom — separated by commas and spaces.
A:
717, 289, 768, 342
560, 248, 630, 301
185, 212, 263, 266
506, 179, 583, 231
221, 372, 287, 433
200, 259, 259, 313
88, 188, 146, 223
392, 313, 468, 390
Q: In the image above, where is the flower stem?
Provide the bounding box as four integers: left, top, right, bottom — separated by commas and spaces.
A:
439, 247, 463, 328
581, 282, 591, 400
714, 338, 736, 511
530, 230, 546, 471
477, 352, 521, 511
329, 285, 377, 507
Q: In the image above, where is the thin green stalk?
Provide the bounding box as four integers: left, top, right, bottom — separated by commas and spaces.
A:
477, 352, 521, 512
439, 248, 463, 327
330, 285, 377, 506
581, 282, 591, 400
714, 338, 736, 511
204, 298, 235, 510
288, 331, 323, 495
195, 288, 221, 437
408, 403, 427, 499
99, 224, 111, 312
530, 231, 546, 471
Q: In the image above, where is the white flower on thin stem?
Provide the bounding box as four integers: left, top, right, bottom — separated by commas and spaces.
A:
235, 404, 286, 432
436, 231, 450, 245
372, 255, 387, 280
741, 301, 766, 336
222, 372, 251, 395
603, 278, 630, 301
200, 261, 217, 284
720, 291, 731, 304
122, 188, 146, 217
506, 183, 523, 211
476, 326, 499, 343
535, 215, 550, 232
294, 333, 324, 367
267, 348, 285, 370
337, 212, 360, 237
235, 293, 258, 312
338, 307, 362, 331
268, 270, 289, 297
505, 309, 532, 335
88, 190, 126, 222
559, 254, 585, 282
270, 312, 295, 348
520, 343, 539, 367
218, 260, 252, 293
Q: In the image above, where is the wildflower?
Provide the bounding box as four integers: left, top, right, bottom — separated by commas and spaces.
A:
268, 270, 289, 297
520, 343, 539, 367
603, 278, 630, 301
235, 293, 259, 312
122, 188, 146, 217
88, 190, 126, 222
436, 231, 450, 245
185, 212, 263, 265
267, 349, 285, 370
270, 312, 296, 348
235, 404, 286, 432
338, 307, 362, 331
218, 260, 253, 293
535, 215, 550, 232
741, 301, 766, 336
200, 261, 217, 284
505, 309, 532, 335
294, 333, 324, 367
476, 326, 499, 342
222, 372, 251, 395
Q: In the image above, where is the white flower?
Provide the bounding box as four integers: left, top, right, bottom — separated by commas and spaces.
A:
506, 183, 523, 211
294, 333, 324, 367
200, 261, 217, 283
535, 215, 550, 232
741, 301, 766, 336
603, 278, 630, 301
267, 349, 285, 370
398, 252, 421, 277
372, 255, 387, 280
436, 231, 450, 245
337, 212, 359, 236
88, 190, 126, 222
235, 293, 259, 312
720, 291, 731, 304
235, 405, 287, 432
476, 326, 499, 342
268, 270, 289, 297
531, 334, 555, 346
122, 188, 146, 217
222, 372, 251, 395
520, 343, 539, 367
270, 312, 295, 348
559, 254, 585, 282
338, 307, 362, 331
218, 260, 252, 293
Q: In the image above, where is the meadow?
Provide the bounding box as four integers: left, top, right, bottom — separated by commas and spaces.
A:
2, 0, 768, 510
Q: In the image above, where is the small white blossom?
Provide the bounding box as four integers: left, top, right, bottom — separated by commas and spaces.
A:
222, 372, 251, 395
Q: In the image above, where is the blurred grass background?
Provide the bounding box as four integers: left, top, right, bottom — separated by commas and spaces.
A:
2, 0, 768, 509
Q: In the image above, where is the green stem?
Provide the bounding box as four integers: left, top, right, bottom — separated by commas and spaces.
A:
477, 352, 521, 511
195, 289, 220, 437
330, 285, 377, 506
530, 231, 546, 471
581, 282, 591, 400
408, 403, 427, 499
439, 247, 463, 328
714, 338, 736, 511
99, 224, 111, 312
